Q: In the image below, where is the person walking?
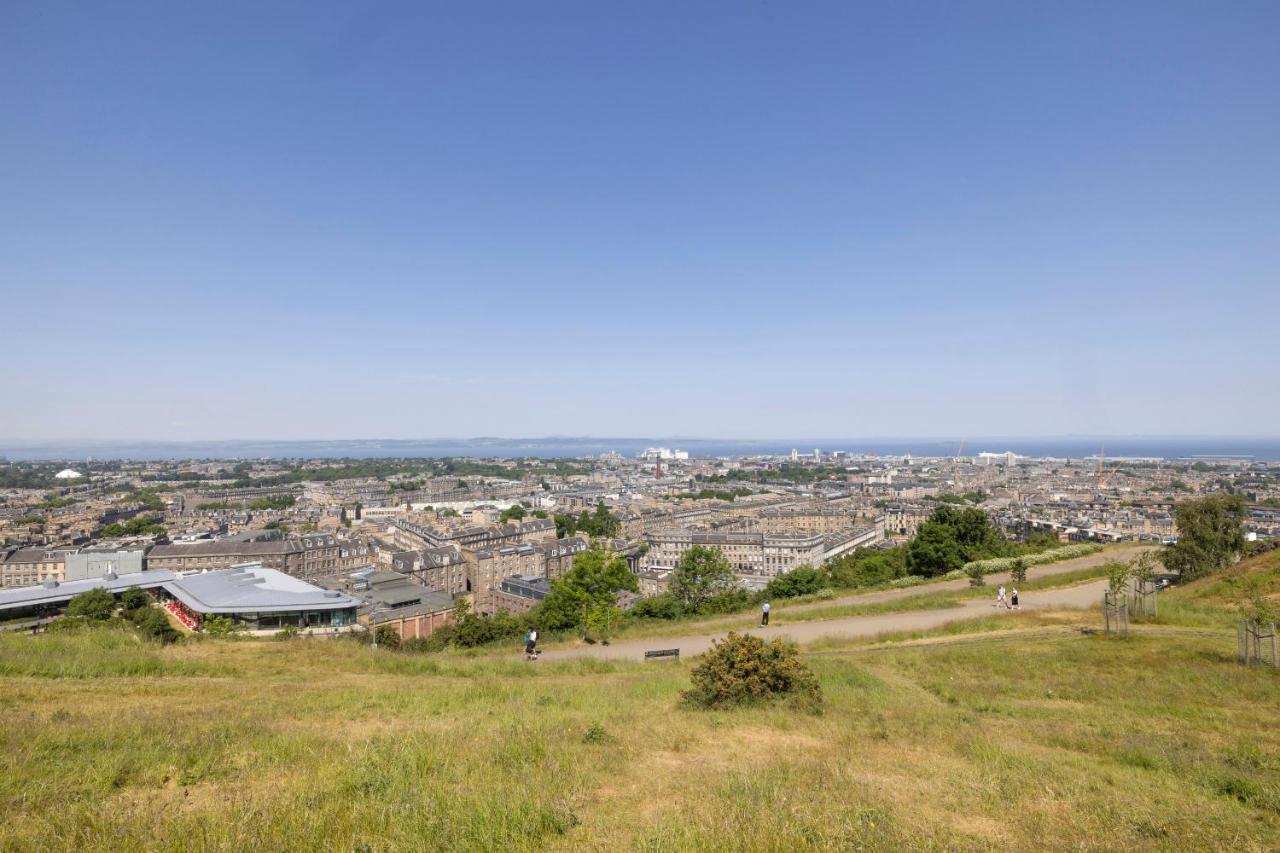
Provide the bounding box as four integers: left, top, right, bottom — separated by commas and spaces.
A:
1010, 588, 1020, 610
524, 628, 539, 660
761, 601, 771, 626
996, 586, 1008, 610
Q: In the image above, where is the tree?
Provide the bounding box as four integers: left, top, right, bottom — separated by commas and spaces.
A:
499, 505, 526, 523
572, 502, 621, 539
1107, 560, 1132, 597
827, 546, 908, 588
1163, 494, 1246, 581
670, 545, 738, 613
1009, 557, 1028, 584
537, 546, 637, 631
906, 521, 964, 577
66, 588, 116, 621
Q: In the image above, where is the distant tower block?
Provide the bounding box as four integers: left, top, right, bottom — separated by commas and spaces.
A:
655, 457, 663, 479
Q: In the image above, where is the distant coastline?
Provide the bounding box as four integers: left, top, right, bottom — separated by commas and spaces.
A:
2, 436, 1279, 462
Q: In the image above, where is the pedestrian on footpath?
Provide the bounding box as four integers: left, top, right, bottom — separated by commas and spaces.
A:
996, 586, 1009, 609
761, 601, 771, 626
1010, 588, 1019, 610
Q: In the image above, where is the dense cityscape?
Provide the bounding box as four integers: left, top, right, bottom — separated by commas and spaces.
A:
3, 448, 1277, 638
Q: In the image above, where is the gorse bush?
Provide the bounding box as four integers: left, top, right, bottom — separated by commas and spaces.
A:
682, 632, 823, 713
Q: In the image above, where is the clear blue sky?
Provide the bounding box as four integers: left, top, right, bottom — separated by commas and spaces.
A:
2, 2, 1277, 441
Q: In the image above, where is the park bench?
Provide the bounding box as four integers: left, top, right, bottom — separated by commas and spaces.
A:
644, 648, 680, 662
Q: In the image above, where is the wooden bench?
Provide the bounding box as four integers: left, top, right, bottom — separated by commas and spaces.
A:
644, 648, 680, 661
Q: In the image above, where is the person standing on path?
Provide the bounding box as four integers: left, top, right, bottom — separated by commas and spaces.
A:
1010, 588, 1019, 609
996, 586, 1009, 609
761, 601, 771, 626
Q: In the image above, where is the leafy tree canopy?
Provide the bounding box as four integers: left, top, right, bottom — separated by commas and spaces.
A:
1163, 494, 1246, 581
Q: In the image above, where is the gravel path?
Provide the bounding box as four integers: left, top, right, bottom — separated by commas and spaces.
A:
537, 578, 1109, 662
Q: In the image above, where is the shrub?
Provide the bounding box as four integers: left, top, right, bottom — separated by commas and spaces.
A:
764, 565, 829, 599
131, 607, 180, 644
120, 588, 151, 610
275, 625, 299, 641
400, 637, 433, 654
961, 543, 1102, 576
1010, 558, 1028, 584
202, 615, 238, 637
966, 563, 986, 587
373, 625, 401, 649
682, 632, 823, 713
65, 588, 116, 621
629, 593, 682, 620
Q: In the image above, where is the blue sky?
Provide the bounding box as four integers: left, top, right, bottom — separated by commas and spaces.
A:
2, 2, 1277, 441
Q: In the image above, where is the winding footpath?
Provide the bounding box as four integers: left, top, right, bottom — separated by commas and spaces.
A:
535, 546, 1148, 663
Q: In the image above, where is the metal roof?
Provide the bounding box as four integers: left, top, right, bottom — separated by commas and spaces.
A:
0, 570, 177, 612
161, 563, 360, 614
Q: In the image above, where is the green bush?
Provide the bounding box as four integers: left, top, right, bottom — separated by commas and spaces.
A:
373, 625, 401, 649
275, 625, 299, 641
65, 588, 116, 621
629, 593, 682, 620
202, 615, 238, 637
682, 632, 823, 713
764, 565, 829, 599
120, 588, 151, 610
131, 607, 180, 644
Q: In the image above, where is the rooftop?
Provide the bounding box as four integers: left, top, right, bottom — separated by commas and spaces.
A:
162, 564, 360, 614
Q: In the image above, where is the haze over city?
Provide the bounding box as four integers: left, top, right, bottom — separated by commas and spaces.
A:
4, 2, 1278, 441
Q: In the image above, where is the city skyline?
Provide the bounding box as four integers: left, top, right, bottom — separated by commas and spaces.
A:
3, 2, 1278, 441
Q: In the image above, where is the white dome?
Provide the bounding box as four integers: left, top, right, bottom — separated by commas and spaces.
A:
54, 469, 83, 479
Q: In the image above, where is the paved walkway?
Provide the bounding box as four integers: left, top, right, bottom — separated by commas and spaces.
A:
538, 578, 1109, 662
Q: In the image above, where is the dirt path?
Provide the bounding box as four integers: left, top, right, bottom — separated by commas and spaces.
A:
538, 578, 1109, 662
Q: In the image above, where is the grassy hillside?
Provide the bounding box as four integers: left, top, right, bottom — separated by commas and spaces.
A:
2, 554, 1279, 851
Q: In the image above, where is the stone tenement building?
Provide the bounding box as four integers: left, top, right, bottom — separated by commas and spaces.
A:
644, 528, 828, 580
0, 547, 75, 588
147, 533, 371, 579
389, 545, 469, 597
389, 517, 556, 552
467, 536, 589, 615
755, 507, 861, 535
